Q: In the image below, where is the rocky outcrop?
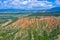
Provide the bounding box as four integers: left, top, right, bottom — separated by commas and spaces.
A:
12, 17, 58, 29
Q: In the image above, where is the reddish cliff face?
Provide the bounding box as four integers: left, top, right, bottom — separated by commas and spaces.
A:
39, 17, 57, 31
12, 17, 59, 29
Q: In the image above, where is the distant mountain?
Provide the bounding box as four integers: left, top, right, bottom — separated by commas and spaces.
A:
0, 7, 60, 13
0, 9, 46, 13
0, 9, 23, 13
47, 7, 60, 12
0, 9, 33, 13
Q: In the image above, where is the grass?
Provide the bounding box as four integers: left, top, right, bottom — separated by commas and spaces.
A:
0, 16, 60, 40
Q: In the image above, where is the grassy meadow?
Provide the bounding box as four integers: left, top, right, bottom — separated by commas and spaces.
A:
0, 12, 60, 40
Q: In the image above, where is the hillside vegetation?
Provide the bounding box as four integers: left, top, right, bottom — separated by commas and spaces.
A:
0, 16, 60, 40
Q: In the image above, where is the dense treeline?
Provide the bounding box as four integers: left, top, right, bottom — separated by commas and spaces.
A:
0, 12, 60, 16
29, 12, 60, 16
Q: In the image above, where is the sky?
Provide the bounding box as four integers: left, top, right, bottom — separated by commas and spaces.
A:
0, 0, 60, 10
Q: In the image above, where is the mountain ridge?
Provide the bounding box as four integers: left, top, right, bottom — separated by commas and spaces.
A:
0, 7, 60, 13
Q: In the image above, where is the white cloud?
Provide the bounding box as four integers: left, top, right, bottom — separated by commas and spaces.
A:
0, 0, 55, 10
25, 1, 54, 9
22, 1, 28, 4
40, 3, 45, 6
55, 0, 60, 5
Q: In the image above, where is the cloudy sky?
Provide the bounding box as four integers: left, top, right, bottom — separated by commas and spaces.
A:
0, 0, 60, 10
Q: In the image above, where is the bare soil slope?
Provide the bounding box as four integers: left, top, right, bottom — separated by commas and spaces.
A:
12, 17, 59, 29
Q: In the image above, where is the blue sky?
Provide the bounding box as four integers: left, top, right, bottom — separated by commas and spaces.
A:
0, 0, 60, 10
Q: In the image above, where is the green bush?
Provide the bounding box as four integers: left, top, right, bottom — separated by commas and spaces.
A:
0, 21, 60, 40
